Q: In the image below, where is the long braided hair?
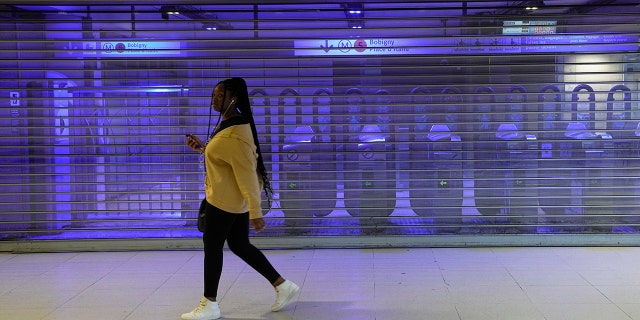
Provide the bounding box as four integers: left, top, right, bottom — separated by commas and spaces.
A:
218, 78, 274, 210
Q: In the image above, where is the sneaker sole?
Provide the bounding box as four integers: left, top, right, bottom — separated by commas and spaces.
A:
180, 314, 221, 320
181, 313, 221, 320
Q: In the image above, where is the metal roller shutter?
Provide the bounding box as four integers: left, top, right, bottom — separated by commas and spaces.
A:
1, 1, 639, 250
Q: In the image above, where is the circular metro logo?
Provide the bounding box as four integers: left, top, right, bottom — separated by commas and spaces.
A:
354, 39, 367, 52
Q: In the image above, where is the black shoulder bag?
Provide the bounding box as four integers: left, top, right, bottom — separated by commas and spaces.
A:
198, 198, 208, 232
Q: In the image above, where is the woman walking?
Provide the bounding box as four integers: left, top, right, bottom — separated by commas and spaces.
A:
183, 78, 299, 320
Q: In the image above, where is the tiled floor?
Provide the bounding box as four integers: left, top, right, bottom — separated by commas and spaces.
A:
2, 247, 640, 320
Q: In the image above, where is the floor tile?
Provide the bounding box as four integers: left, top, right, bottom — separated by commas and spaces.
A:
597, 286, 640, 304
523, 285, 610, 304
2, 247, 640, 320
3, 308, 51, 320
456, 303, 546, 320
43, 306, 135, 320
509, 269, 590, 286
617, 304, 640, 319
535, 303, 632, 320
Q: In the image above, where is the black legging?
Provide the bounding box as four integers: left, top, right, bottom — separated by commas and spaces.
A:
203, 202, 281, 298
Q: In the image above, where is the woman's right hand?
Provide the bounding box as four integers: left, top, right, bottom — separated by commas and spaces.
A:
186, 134, 205, 153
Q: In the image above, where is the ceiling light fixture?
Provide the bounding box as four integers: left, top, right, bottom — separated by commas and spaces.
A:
343, 3, 365, 29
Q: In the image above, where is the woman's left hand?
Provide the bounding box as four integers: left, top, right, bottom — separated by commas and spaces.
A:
185, 134, 205, 153
250, 218, 265, 233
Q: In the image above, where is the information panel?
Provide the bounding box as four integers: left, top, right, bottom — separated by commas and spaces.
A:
503, 20, 557, 35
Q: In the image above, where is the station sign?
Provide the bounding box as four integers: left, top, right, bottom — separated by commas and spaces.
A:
294, 34, 638, 56
82, 41, 181, 57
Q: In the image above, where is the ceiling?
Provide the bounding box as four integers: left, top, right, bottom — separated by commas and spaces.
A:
4, 0, 637, 38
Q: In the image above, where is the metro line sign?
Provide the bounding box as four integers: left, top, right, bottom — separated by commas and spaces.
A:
82, 41, 181, 57
294, 34, 638, 56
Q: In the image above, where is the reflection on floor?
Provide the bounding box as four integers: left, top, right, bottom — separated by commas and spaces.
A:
3, 247, 640, 320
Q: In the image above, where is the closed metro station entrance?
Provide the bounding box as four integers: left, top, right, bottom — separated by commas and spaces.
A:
1, 1, 639, 249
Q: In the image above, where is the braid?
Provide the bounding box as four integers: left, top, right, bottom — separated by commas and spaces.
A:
222, 78, 274, 210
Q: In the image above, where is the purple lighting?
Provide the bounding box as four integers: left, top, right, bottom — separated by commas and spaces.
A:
2, 2, 640, 242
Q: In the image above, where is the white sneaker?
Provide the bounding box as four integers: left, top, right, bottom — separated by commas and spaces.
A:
181, 297, 221, 320
271, 280, 300, 312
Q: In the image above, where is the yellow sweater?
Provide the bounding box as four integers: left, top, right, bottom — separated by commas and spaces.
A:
204, 120, 263, 220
